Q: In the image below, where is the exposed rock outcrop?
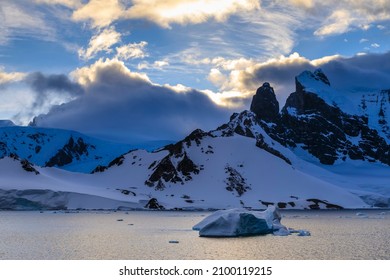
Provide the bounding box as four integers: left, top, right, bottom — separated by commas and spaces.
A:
250, 82, 279, 123
249, 70, 390, 166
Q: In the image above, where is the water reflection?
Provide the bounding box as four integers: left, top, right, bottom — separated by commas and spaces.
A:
0, 210, 389, 259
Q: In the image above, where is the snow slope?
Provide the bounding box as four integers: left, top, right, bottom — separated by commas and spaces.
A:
296, 70, 390, 142
0, 131, 369, 210
0, 126, 132, 173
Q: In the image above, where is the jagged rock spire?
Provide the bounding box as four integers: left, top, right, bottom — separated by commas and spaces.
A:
250, 82, 279, 122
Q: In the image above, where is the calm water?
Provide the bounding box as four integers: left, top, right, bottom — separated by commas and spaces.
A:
0, 210, 389, 260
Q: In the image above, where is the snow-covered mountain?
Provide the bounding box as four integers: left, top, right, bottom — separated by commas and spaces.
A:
0, 69, 388, 210
0, 126, 132, 173
0, 120, 15, 127
294, 70, 390, 141
0, 128, 369, 210
254, 70, 389, 166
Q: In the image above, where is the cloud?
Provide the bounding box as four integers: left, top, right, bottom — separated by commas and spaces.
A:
71, 58, 151, 86
153, 60, 170, 68
137, 60, 170, 70
165, 6, 301, 77
288, 0, 314, 9
32, 59, 231, 143
2, 72, 85, 124
12, 72, 84, 122
202, 51, 390, 108
308, 1, 390, 36
0, 69, 27, 85
72, 0, 125, 28
314, 10, 353, 36
115, 41, 148, 60
0, 1, 55, 45
125, 0, 260, 28
371, 43, 380, 48
78, 27, 121, 60
208, 68, 226, 88
35, 0, 82, 8
62, 0, 261, 29
27, 72, 84, 96
359, 38, 369, 43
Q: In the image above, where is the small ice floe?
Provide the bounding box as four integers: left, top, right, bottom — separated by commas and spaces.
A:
192, 206, 295, 237
289, 229, 311, 236
169, 240, 179, 244
356, 212, 368, 218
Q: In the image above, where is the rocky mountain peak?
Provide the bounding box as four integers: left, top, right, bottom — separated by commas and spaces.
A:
313, 69, 331, 86
295, 69, 330, 93
250, 82, 279, 123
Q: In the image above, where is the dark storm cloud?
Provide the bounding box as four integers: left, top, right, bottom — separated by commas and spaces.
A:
32, 60, 232, 143
22, 72, 85, 114
320, 52, 390, 90
27, 72, 84, 96
239, 51, 390, 106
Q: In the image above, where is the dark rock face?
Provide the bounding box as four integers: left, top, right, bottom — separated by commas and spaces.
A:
278, 77, 390, 165
46, 137, 93, 167
255, 134, 291, 165
250, 82, 279, 123
362, 89, 390, 139
144, 129, 204, 189
145, 156, 183, 188
224, 165, 251, 196
9, 153, 40, 175
248, 71, 390, 166
144, 198, 164, 209
306, 199, 343, 210
177, 152, 200, 179
91, 155, 127, 173
21, 159, 40, 175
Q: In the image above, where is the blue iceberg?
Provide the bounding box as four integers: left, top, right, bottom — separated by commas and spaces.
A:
193, 206, 290, 237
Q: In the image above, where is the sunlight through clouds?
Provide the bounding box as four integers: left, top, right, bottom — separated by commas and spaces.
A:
72, 0, 124, 28
314, 10, 353, 36
115, 41, 148, 60
125, 0, 260, 28
78, 27, 121, 60
0, 69, 27, 85
2, 0, 390, 131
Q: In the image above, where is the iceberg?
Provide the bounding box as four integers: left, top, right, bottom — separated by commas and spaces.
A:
193, 206, 290, 237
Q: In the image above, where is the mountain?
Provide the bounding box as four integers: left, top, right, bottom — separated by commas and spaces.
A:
252, 69, 390, 166
0, 120, 15, 127
0, 69, 388, 210
0, 128, 368, 210
0, 126, 132, 173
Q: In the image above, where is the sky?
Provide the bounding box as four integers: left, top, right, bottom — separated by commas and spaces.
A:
1, 0, 390, 143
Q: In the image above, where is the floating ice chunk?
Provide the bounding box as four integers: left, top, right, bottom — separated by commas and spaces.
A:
356, 212, 368, 218
298, 231, 311, 236
289, 229, 311, 236
193, 206, 289, 237
273, 227, 290, 236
